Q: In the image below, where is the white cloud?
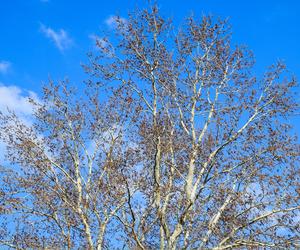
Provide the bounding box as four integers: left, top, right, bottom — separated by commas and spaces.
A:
0, 61, 11, 74
105, 15, 127, 29
0, 84, 38, 116
40, 24, 73, 51
0, 84, 39, 163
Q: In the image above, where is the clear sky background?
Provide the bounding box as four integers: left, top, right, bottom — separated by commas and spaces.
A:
0, 0, 299, 130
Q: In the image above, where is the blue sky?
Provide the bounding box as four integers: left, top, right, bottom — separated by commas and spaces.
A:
0, 1, 299, 245
0, 0, 299, 128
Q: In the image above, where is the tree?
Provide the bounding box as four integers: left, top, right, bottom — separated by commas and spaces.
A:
0, 5, 299, 250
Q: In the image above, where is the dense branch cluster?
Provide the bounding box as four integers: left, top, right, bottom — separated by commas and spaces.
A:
0, 5, 299, 250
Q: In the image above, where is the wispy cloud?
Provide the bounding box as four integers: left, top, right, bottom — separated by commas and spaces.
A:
89, 34, 108, 48
0, 61, 11, 74
89, 34, 115, 56
40, 24, 73, 51
105, 15, 127, 29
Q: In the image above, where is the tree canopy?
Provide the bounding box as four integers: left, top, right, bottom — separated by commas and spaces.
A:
0, 5, 299, 250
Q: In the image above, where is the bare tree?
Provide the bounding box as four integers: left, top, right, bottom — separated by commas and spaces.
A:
0, 80, 139, 249
1, 5, 299, 250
